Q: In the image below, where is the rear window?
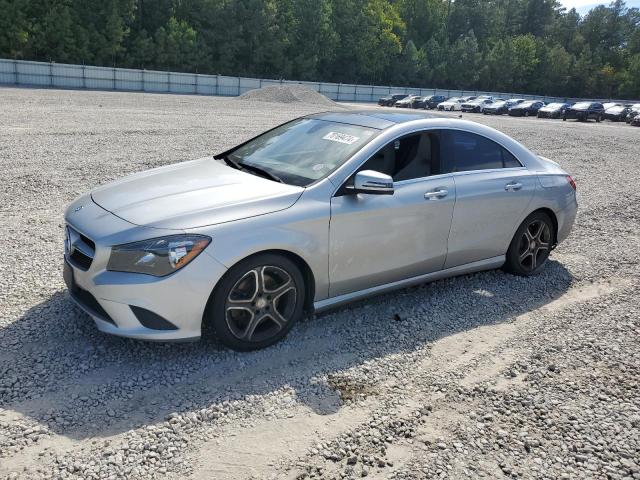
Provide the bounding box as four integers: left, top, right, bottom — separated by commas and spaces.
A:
443, 131, 522, 173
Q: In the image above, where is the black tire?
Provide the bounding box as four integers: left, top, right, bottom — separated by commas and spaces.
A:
503, 211, 555, 276
525, 110, 529, 117
206, 253, 305, 351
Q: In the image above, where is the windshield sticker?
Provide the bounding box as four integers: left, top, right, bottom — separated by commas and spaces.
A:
322, 132, 360, 145
312, 163, 330, 172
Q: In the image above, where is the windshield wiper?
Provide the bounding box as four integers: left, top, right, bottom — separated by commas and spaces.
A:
222, 155, 284, 184
239, 163, 284, 183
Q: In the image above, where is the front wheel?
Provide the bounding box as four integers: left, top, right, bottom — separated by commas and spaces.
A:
503, 212, 555, 276
207, 253, 305, 351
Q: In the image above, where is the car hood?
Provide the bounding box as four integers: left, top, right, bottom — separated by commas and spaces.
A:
91, 157, 304, 230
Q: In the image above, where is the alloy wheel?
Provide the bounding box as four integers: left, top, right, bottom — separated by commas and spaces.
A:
225, 265, 297, 343
517, 220, 551, 272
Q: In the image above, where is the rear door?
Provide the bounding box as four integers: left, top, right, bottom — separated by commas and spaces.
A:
441, 130, 536, 269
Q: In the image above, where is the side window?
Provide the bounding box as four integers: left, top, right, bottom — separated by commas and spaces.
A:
358, 132, 441, 182
443, 131, 522, 173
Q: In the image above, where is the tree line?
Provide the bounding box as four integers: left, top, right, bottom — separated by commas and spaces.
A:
1, 0, 639, 99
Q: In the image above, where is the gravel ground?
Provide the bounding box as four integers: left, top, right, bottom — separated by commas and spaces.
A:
0, 87, 638, 480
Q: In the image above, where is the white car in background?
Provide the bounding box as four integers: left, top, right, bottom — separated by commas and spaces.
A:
437, 97, 465, 111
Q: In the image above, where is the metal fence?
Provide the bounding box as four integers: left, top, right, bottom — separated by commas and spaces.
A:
0, 58, 634, 105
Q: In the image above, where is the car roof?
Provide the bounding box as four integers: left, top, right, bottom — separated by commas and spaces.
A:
307, 110, 438, 130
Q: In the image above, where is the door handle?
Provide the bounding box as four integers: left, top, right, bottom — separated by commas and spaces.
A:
505, 182, 523, 191
424, 188, 448, 199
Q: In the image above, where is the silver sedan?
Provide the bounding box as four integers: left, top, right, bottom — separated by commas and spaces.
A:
63, 111, 577, 350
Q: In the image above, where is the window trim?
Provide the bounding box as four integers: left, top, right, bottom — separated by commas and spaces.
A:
331, 126, 527, 198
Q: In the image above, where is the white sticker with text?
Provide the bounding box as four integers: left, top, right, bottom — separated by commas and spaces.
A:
322, 132, 360, 145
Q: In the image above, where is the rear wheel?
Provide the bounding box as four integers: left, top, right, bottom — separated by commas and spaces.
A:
207, 253, 305, 351
504, 212, 554, 276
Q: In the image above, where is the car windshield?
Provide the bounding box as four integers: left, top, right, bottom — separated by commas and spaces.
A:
519, 101, 536, 107
228, 119, 378, 187
446, 97, 459, 103
544, 103, 564, 109
573, 102, 592, 109
492, 101, 506, 107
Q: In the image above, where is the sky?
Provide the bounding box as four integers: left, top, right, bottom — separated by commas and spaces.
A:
560, 0, 640, 14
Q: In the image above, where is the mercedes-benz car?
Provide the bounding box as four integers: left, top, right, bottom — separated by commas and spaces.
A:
437, 97, 468, 111
483, 99, 524, 115
562, 102, 605, 122
461, 98, 495, 113
603, 104, 632, 122
537, 102, 571, 119
508, 100, 545, 117
395, 95, 419, 108
63, 111, 577, 351
378, 94, 408, 107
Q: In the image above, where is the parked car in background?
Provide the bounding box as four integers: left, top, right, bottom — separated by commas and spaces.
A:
508, 100, 545, 117
562, 102, 605, 122
537, 102, 571, 119
483, 99, 524, 115
410, 96, 430, 109
461, 98, 495, 113
395, 95, 419, 108
631, 114, 640, 127
603, 104, 633, 122
423, 95, 447, 109
437, 97, 465, 111
378, 94, 408, 107
63, 110, 577, 350
624, 104, 640, 123
601, 102, 621, 111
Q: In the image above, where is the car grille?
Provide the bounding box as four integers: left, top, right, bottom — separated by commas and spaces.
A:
66, 225, 96, 270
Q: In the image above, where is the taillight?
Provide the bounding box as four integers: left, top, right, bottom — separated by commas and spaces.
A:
566, 175, 577, 191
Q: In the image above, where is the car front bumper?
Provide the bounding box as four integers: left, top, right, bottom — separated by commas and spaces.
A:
64, 250, 227, 341
63, 199, 227, 341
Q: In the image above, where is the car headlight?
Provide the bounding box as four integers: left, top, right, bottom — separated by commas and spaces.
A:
107, 235, 211, 277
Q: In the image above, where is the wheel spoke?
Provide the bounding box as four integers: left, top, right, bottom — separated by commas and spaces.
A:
257, 266, 267, 295
538, 241, 550, 251
523, 229, 534, 243
242, 313, 265, 341
519, 250, 532, 263
267, 310, 287, 329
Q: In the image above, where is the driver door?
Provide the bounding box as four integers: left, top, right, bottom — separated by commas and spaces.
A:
328, 131, 456, 297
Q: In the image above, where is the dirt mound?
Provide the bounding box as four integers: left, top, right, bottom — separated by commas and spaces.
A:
236, 84, 341, 107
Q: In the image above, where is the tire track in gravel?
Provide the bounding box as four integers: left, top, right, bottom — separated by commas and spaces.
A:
183, 277, 632, 480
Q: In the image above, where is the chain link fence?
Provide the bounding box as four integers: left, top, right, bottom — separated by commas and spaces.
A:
1, 58, 635, 105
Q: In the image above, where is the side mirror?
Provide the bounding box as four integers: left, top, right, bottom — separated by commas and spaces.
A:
348, 170, 394, 195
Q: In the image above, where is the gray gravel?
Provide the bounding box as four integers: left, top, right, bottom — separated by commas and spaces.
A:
0, 87, 638, 480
